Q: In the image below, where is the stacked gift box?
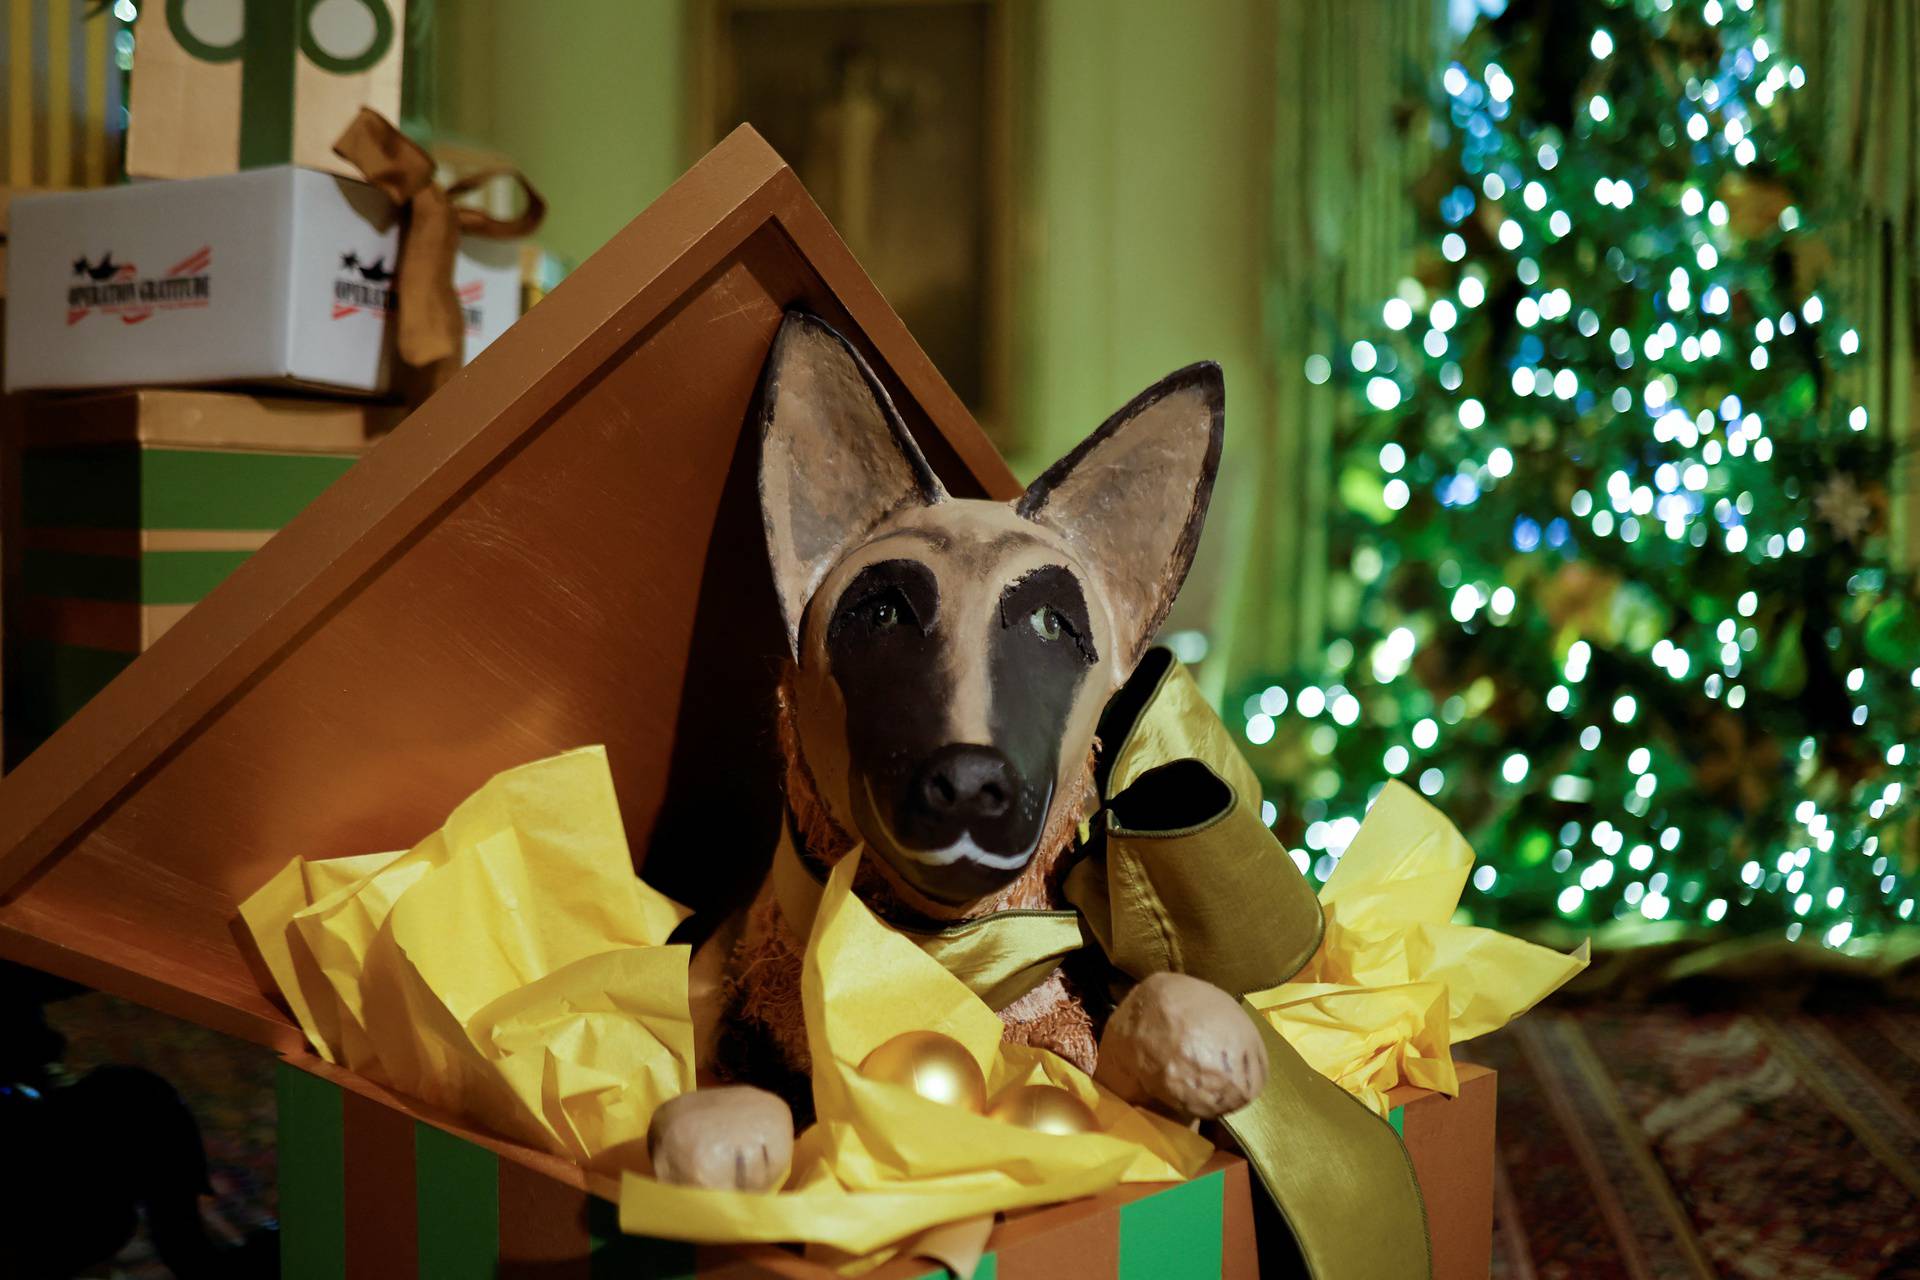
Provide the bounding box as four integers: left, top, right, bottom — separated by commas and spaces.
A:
3, 390, 400, 763
0, 3, 532, 768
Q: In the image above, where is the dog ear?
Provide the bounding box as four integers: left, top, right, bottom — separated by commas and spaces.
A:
1016, 363, 1224, 670
759, 311, 946, 653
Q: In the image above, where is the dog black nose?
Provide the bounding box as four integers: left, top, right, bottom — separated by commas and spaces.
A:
912, 745, 1015, 823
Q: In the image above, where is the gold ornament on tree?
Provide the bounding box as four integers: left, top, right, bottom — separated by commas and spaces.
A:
1813, 472, 1877, 543
1694, 710, 1783, 814
1716, 173, 1795, 239
1714, 172, 1831, 292
1540, 561, 1622, 640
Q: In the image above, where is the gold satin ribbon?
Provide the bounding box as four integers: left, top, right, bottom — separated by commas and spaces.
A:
1067, 651, 1327, 996
1221, 1007, 1431, 1278
332, 108, 546, 372
774, 649, 1432, 1278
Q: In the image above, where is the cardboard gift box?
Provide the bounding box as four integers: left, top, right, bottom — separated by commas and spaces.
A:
3, 167, 520, 396
275, 1052, 1261, 1280
1390, 1065, 1498, 1280
2, 389, 395, 762
127, 0, 407, 182
0, 129, 1495, 1275
267, 1049, 1493, 1279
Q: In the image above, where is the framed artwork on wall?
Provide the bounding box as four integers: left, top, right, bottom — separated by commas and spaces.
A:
691, 0, 1018, 450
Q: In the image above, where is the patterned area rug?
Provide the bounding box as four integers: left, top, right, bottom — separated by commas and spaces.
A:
36, 991, 1920, 1277
1481, 1002, 1920, 1279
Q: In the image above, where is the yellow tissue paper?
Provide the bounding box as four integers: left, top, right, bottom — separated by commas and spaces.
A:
1249, 780, 1588, 1114
239, 746, 695, 1176
619, 849, 1213, 1269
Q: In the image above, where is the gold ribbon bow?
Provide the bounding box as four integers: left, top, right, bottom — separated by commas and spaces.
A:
775, 649, 1433, 1278
332, 108, 546, 372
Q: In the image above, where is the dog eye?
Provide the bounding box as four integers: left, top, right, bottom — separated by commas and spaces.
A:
860, 590, 910, 631
1028, 606, 1063, 640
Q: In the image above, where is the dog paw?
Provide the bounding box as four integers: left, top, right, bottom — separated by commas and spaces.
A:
1094, 972, 1269, 1120
646, 1085, 794, 1191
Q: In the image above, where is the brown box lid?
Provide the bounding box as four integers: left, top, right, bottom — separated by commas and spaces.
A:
0, 126, 1017, 1050
15, 387, 405, 453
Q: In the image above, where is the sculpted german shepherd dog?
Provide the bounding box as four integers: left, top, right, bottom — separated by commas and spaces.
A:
650, 312, 1268, 1189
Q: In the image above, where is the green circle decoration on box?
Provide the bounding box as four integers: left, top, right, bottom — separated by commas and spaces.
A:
300, 0, 395, 75
166, 0, 245, 62
163, 0, 395, 74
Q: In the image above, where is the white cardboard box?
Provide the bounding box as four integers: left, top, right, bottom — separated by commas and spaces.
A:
4, 167, 519, 396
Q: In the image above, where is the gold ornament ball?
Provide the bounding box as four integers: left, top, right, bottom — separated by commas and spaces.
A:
986, 1084, 1101, 1136
859, 1031, 987, 1113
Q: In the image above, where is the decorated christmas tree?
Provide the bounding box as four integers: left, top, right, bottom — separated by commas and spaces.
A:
1246, 0, 1920, 947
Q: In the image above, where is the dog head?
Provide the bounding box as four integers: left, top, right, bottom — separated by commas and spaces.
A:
760, 312, 1223, 913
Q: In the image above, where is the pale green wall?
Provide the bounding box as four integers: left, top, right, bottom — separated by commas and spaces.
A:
432, 0, 1273, 682
435, 0, 688, 269
1015, 0, 1274, 685
435, 0, 1273, 461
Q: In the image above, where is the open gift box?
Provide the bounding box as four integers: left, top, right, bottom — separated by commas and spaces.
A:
0, 128, 1496, 1277
268, 1049, 1493, 1278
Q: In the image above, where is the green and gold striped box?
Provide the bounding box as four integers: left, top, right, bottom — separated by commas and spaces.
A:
271, 1042, 1499, 1278
276, 1054, 1259, 1280
3, 389, 395, 763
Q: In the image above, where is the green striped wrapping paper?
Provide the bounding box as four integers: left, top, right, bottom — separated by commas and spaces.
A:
7, 445, 359, 757
274, 1060, 1254, 1280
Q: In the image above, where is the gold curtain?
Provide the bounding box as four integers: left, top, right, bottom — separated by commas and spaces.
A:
0, 0, 123, 190
1220, 0, 1441, 683
1782, 0, 1920, 566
